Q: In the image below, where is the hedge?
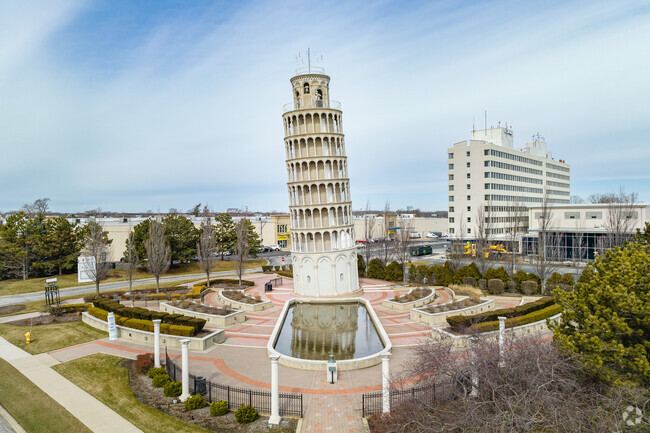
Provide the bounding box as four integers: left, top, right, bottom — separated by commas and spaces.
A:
208, 278, 255, 287
48, 303, 90, 314
92, 298, 205, 333
470, 304, 562, 332
276, 270, 293, 278
446, 296, 556, 328
87, 307, 196, 337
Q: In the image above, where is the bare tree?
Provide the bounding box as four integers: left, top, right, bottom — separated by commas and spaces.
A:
82, 221, 112, 298
123, 231, 140, 307
362, 204, 376, 267
379, 333, 648, 433
377, 202, 394, 265
572, 215, 587, 280
447, 212, 467, 274
197, 218, 217, 288
604, 187, 638, 249
505, 198, 526, 277
531, 194, 559, 294
21, 197, 50, 215
234, 218, 251, 286
145, 220, 171, 293
393, 221, 413, 277
474, 202, 492, 275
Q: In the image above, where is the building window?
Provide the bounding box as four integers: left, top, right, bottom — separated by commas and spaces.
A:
449, 217, 455, 223
277, 224, 288, 233
340, 273, 344, 281
448, 153, 454, 159
484, 172, 489, 178
449, 196, 454, 202
484, 161, 490, 167
466, 162, 471, 168
467, 217, 471, 223
467, 195, 471, 200
449, 163, 454, 169
467, 184, 471, 190
278, 239, 287, 248
485, 195, 490, 200
450, 228, 455, 234
449, 206, 454, 213
466, 151, 471, 157
467, 207, 471, 213
467, 228, 471, 234
467, 173, 471, 178
303, 83, 310, 94
449, 185, 454, 191
484, 149, 489, 155
449, 174, 454, 180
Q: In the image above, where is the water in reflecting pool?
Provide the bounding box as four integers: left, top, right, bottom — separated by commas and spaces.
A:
273, 302, 385, 361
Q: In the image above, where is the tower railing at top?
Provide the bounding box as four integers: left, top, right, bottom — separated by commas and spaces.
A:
294, 66, 325, 75
283, 99, 341, 113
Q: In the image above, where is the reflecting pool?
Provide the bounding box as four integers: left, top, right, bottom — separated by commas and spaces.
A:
273, 302, 385, 361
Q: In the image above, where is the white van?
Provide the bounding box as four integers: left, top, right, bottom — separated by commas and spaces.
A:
408, 232, 421, 239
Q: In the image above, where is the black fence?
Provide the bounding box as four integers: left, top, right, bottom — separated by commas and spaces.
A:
362, 381, 455, 417
268, 277, 283, 288
165, 350, 302, 417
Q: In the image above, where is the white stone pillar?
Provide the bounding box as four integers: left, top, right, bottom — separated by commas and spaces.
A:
382, 352, 391, 413
179, 339, 191, 402
269, 355, 281, 425
153, 319, 161, 368
498, 316, 506, 368
469, 336, 479, 397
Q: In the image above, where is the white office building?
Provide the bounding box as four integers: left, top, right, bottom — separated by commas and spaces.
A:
447, 126, 570, 240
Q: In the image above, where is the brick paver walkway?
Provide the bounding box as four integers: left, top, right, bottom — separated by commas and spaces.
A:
45, 274, 538, 432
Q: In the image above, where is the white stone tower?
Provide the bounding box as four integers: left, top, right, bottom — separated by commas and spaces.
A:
282, 62, 359, 297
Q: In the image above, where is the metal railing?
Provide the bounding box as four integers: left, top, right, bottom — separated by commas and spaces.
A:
283, 99, 341, 113
361, 381, 456, 417
165, 350, 302, 417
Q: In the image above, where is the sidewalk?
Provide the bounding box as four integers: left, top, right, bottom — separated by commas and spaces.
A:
0, 337, 143, 433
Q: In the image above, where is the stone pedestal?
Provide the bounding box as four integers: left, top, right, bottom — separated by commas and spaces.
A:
382, 352, 391, 413
153, 319, 161, 368
179, 339, 191, 402
269, 355, 281, 425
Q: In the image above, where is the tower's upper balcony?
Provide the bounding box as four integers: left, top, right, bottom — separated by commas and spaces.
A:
283, 99, 341, 113
294, 65, 325, 76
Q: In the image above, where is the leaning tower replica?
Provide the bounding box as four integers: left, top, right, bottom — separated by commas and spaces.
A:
282, 64, 359, 297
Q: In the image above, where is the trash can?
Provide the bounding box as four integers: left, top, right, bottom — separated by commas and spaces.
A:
265, 282, 272, 292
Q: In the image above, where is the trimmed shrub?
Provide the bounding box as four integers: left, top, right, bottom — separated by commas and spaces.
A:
447, 296, 555, 328
432, 263, 454, 286
478, 279, 487, 291
152, 373, 172, 388
367, 258, 386, 280
184, 394, 207, 411
210, 400, 229, 416
87, 307, 108, 321
163, 381, 182, 397
471, 304, 562, 332
124, 318, 154, 332
506, 281, 517, 293
487, 278, 504, 294
276, 269, 293, 278
261, 265, 272, 272
462, 277, 477, 287
235, 404, 258, 423
385, 261, 404, 282
521, 280, 538, 295
135, 353, 154, 375
167, 324, 195, 337
456, 263, 481, 283
561, 273, 575, 286
148, 367, 167, 378
513, 270, 529, 291
274, 266, 281, 271
483, 267, 510, 283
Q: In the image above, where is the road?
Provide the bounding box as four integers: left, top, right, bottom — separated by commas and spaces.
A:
0, 268, 262, 308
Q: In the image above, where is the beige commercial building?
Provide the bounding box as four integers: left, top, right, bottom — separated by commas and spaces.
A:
448, 126, 570, 240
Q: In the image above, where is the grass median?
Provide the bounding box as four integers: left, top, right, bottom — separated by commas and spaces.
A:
0, 258, 267, 297
53, 353, 211, 433
0, 321, 107, 354
0, 358, 92, 433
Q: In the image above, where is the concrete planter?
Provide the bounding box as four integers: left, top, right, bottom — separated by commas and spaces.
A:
381, 287, 437, 311
82, 312, 225, 351
267, 297, 392, 371
218, 292, 272, 312
160, 302, 245, 327
432, 313, 562, 348
410, 298, 494, 326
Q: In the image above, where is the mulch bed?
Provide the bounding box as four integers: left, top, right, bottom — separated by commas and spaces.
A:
5, 312, 82, 326
123, 359, 297, 432
0, 305, 26, 316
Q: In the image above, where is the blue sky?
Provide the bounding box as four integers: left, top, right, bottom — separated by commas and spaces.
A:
1, 0, 649, 213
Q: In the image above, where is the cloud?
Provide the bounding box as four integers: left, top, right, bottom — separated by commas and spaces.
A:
0, 0, 649, 213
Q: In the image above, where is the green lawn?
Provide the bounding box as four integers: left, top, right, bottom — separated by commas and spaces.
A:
0, 321, 107, 354
0, 259, 267, 297
53, 354, 211, 433
0, 358, 93, 433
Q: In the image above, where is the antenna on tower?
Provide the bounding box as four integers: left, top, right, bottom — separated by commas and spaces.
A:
307, 47, 311, 73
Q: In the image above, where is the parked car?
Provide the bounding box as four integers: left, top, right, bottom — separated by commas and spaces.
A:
408, 232, 421, 239
426, 232, 439, 238
267, 245, 281, 251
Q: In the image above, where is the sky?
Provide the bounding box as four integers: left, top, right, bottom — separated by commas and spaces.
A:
1, 0, 649, 214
